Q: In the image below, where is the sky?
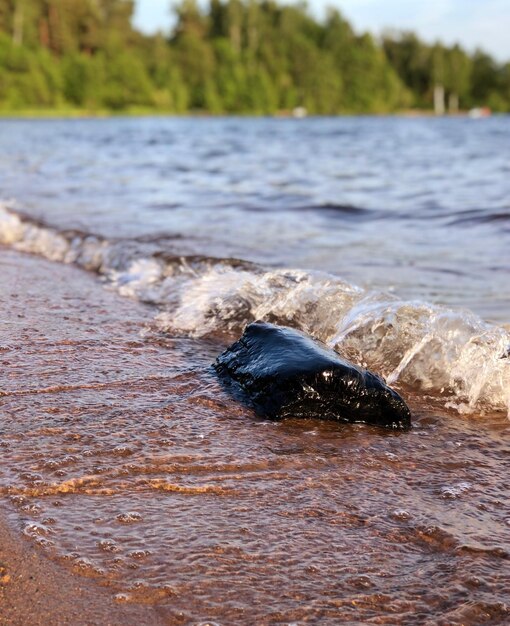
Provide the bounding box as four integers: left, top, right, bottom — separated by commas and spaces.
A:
133, 0, 510, 62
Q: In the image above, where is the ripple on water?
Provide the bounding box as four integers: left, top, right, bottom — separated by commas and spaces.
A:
0, 250, 509, 624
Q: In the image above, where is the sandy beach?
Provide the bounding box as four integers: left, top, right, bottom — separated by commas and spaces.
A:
1, 244, 509, 625
0, 514, 166, 626
0, 248, 175, 624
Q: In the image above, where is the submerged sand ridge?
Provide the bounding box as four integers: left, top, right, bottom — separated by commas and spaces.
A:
1, 248, 509, 625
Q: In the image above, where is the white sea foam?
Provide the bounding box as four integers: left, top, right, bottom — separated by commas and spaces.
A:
0, 202, 109, 268
1, 203, 509, 416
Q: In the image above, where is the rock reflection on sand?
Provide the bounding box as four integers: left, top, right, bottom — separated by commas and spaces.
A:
1, 250, 509, 625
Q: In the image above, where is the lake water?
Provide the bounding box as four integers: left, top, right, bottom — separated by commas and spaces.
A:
1, 116, 510, 320
0, 116, 509, 624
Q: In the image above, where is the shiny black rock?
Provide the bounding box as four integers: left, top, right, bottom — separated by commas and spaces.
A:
214, 321, 412, 430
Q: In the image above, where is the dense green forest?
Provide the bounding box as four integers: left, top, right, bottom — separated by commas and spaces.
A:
0, 0, 509, 114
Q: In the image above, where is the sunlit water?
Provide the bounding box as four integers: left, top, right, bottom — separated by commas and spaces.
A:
0, 117, 509, 624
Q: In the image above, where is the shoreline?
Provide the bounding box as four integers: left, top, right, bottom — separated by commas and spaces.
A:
0, 109, 491, 120
0, 505, 164, 626
0, 247, 172, 625
1, 245, 509, 624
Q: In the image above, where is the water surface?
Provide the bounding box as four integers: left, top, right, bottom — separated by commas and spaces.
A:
0, 116, 509, 625
1, 116, 509, 319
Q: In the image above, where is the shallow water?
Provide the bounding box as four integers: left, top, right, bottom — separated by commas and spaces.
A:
0, 117, 509, 624
1, 250, 509, 625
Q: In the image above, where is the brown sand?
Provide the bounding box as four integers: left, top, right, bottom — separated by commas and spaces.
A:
0, 518, 166, 626
0, 248, 166, 625
1, 247, 509, 626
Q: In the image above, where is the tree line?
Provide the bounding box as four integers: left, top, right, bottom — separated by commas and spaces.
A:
0, 0, 509, 114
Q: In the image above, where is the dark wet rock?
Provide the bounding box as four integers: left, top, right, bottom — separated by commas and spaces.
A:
214, 321, 412, 429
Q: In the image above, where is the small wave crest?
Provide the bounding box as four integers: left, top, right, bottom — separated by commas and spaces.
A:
1, 202, 509, 416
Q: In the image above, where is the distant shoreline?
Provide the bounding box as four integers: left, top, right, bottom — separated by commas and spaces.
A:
0, 108, 494, 120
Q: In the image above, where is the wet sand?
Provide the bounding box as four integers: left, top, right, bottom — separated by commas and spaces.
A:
0, 518, 166, 626
1, 247, 509, 625
0, 248, 169, 625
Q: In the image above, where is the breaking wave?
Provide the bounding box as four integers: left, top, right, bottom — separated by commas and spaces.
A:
1, 202, 509, 416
